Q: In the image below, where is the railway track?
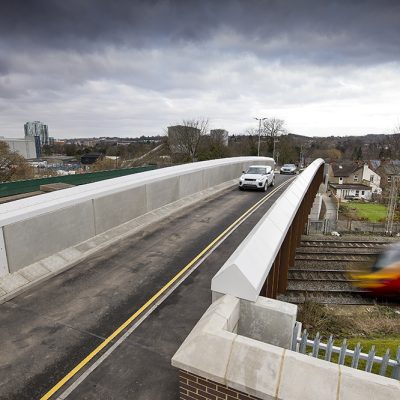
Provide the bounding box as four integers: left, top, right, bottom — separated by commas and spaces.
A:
278, 237, 396, 305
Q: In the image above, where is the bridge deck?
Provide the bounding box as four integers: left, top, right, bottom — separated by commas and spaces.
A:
0, 175, 291, 399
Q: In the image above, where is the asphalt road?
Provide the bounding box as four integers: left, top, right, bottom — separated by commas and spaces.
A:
0, 175, 292, 400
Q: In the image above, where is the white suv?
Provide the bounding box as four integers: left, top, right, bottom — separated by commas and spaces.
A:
239, 165, 275, 191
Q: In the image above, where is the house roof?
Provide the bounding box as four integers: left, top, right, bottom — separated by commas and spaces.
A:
331, 163, 361, 177
382, 163, 400, 176
369, 160, 381, 171
329, 183, 371, 191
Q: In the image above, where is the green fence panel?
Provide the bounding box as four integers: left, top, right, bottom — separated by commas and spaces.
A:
0, 166, 157, 198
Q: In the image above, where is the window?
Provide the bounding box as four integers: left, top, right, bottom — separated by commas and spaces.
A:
370, 175, 374, 182
355, 190, 359, 196
354, 175, 358, 182
361, 191, 365, 195
339, 177, 343, 184
388, 176, 392, 183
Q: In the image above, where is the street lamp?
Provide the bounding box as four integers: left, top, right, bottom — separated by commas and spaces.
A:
254, 117, 267, 157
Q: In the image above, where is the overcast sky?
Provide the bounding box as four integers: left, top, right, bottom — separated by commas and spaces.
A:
0, 0, 399, 139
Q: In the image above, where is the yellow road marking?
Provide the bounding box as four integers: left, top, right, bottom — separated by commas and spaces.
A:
41, 179, 291, 399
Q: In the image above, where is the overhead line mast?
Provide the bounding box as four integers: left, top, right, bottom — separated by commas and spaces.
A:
385, 176, 400, 235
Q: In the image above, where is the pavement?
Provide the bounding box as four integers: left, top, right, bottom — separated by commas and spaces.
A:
0, 175, 292, 399
322, 193, 338, 225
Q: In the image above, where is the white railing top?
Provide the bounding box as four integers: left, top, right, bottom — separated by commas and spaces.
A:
0, 156, 274, 226
211, 158, 324, 302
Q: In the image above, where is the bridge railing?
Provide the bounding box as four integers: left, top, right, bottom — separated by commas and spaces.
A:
211, 158, 325, 302
0, 157, 274, 277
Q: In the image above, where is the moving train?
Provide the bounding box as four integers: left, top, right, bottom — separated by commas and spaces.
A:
351, 243, 400, 297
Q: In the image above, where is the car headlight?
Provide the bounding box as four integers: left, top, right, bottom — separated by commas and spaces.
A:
239, 177, 244, 181
256, 177, 264, 182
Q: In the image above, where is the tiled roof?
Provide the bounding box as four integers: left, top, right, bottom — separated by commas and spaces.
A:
383, 163, 400, 175
331, 163, 361, 177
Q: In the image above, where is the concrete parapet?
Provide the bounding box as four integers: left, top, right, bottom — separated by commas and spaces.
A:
211, 159, 325, 302
238, 297, 297, 349
172, 294, 400, 400
0, 157, 273, 276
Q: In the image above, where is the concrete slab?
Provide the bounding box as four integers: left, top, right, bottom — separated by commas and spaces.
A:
339, 364, 400, 400
226, 335, 283, 400
41, 255, 68, 272
93, 185, 147, 234
58, 248, 83, 262
179, 170, 205, 198
278, 350, 339, 400
19, 263, 50, 282
4, 200, 95, 272
40, 183, 75, 192
0, 273, 29, 293
238, 297, 297, 349
146, 176, 180, 211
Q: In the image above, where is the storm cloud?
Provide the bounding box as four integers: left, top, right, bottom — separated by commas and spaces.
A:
0, 0, 399, 137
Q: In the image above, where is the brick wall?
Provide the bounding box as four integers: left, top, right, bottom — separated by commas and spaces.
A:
179, 370, 262, 400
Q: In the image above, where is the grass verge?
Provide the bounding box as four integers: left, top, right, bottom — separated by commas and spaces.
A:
297, 301, 400, 376
339, 202, 388, 223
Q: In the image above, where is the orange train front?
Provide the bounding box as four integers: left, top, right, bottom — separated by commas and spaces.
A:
350, 243, 400, 297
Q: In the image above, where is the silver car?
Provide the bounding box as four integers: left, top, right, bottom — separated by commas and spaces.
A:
239, 165, 275, 191
280, 163, 297, 175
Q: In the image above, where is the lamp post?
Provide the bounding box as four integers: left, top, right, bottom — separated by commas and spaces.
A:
254, 117, 267, 157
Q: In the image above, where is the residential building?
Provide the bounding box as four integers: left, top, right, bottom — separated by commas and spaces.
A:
80, 153, 103, 165
327, 162, 381, 200
376, 160, 400, 193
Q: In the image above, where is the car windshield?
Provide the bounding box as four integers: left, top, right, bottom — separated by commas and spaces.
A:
283, 164, 295, 168
372, 247, 400, 272
246, 167, 266, 175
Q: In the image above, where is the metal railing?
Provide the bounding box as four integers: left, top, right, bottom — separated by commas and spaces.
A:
292, 322, 400, 380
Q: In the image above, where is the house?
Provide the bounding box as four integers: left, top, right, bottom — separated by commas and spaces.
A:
375, 160, 400, 193
80, 152, 103, 165
327, 162, 381, 200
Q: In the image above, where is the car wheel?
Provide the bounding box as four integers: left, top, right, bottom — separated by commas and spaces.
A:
263, 182, 268, 192
271, 178, 275, 187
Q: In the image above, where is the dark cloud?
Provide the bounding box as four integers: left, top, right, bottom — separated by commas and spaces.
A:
0, 0, 399, 138
0, 0, 399, 64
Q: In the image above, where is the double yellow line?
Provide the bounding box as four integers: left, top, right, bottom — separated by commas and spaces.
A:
41, 179, 291, 399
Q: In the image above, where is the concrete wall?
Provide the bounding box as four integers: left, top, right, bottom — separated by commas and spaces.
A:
211, 159, 324, 302
172, 294, 400, 400
0, 157, 274, 276
0, 137, 37, 159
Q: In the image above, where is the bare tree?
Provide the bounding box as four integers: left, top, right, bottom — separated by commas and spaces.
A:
167, 118, 208, 162
0, 141, 33, 182
263, 118, 286, 137
262, 118, 286, 160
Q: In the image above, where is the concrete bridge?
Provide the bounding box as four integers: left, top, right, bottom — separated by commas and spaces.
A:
0, 157, 398, 399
